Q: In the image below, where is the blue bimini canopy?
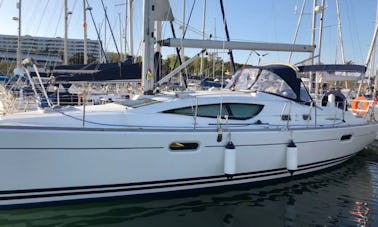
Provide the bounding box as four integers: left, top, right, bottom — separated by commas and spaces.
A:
298, 64, 366, 73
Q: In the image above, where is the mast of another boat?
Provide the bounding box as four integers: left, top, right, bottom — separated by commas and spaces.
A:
335, 0, 345, 64
16, 0, 22, 69
141, 0, 155, 93
367, 4, 378, 101
314, 0, 325, 100
11, 0, 24, 100
83, 0, 89, 64
316, 0, 325, 65
199, 0, 206, 77
115, 0, 132, 61
124, 0, 128, 60
309, 0, 317, 94
64, 0, 70, 65
10, 0, 23, 75
335, 0, 348, 89
129, 0, 134, 60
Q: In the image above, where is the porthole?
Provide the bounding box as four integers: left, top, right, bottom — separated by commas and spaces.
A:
169, 142, 199, 151
340, 135, 352, 141
281, 114, 291, 121
302, 114, 311, 120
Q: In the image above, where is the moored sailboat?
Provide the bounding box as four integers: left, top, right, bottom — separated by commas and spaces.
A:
1, 0, 377, 208
0, 63, 376, 207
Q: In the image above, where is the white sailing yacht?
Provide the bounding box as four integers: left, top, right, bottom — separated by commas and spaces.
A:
0, 0, 376, 208
0, 63, 376, 207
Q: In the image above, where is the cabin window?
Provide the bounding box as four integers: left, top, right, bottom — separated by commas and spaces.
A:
169, 142, 199, 151
300, 82, 312, 103
163, 103, 263, 120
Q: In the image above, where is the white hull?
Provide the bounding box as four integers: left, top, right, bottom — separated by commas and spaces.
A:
0, 123, 375, 207
1, 64, 376, 207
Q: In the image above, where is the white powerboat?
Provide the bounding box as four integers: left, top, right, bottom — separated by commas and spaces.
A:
0, 63, 376, 207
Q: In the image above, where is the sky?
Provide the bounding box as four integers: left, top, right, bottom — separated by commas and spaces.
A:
0, 0, 377, 67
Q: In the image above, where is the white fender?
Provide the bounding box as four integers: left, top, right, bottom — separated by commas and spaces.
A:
286, 140, 298, 175
327, 94, 336, 107
224, 141, 236, 177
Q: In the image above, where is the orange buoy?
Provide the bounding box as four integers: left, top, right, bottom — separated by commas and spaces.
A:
351, 96, 369, 116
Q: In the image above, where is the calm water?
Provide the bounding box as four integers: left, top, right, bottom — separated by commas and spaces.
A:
1, 143, 378, 227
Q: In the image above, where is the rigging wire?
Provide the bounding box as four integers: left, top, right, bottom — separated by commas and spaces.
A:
173, 0, 197, 69
49, 1, 65, 69
100, 0, 120, 58
219, 0, 236, 74
67, 0, 78, 27
344, 1, 363, 63
33, 0, 51, 36
170, 0, 197, 88
289, 0, 307, 63
89, 8, 108, 64
183, 0, 197, 38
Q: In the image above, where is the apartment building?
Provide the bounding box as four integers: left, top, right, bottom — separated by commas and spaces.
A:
0, 34, 101, 66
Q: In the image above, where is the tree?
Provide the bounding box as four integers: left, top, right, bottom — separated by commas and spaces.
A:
107, 52, 121, 63
0, 62, 13, 76
159, 53, 244, 78
68, 52, 97, 65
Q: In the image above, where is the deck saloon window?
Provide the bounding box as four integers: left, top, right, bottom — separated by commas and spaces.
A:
163, 103, 263, 120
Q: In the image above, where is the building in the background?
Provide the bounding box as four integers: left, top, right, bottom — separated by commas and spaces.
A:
0, 34, 101, 67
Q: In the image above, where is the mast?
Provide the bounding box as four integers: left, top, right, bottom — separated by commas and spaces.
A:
365, 5, 378, 67
83, 0, 88, 64
64, 0, 69, 65
309, 0, 317, 93
124, 0, 128, 59
314, 0, 325, 99
104, 6, 107, 53
199, 0, 206, 76
129, 0, 134, 59
335, 0, 345, 63
368, 4, 378, 100
118, 12, 123, 60
316, 0, 325, 64
115, 0, 129, 60
16, 0, 22, 69
142, 0, 155, 93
